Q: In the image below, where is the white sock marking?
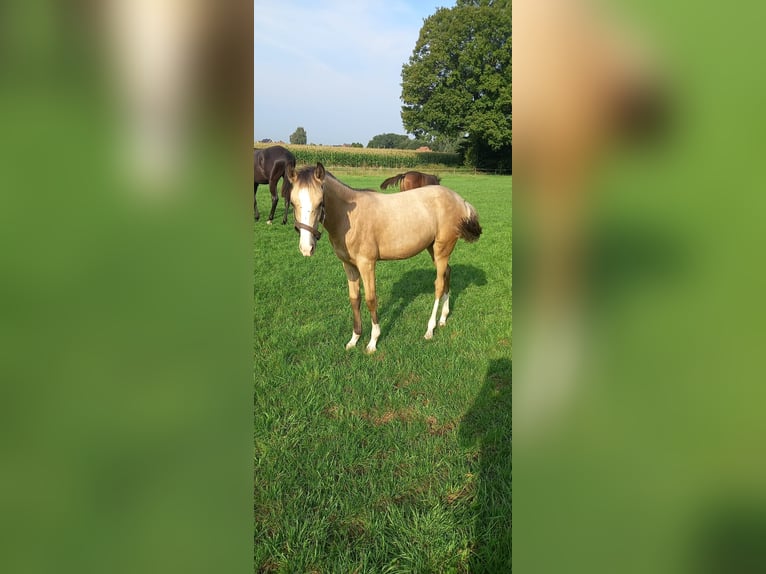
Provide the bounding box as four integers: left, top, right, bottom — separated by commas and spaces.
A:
424, 298, 439, 339
345, 332, 360, 350
365, 322, 380, 353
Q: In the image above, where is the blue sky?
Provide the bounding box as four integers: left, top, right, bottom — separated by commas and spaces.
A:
254, 0, 450, 145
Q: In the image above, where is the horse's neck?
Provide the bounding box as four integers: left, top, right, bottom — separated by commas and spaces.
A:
324, 174, 360, 203
322, 175, 363, 241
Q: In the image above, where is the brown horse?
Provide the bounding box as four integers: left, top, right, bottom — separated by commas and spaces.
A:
254, 145, 296, 224
380, 171, 441, 192
288, 162, 482, 353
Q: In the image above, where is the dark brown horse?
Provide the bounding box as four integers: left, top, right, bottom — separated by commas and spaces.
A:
254, 145, 296, 224
380, 171, 441, 192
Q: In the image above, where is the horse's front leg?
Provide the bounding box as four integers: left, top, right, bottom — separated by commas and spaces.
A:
343, 262, 363, 350
358, 260, 380, 353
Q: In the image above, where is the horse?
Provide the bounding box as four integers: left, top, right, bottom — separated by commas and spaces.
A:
380, 171, 441, 192
287, 162, 482, 353
254, 145, 296, 224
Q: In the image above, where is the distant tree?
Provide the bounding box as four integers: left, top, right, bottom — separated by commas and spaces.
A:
349, 142, 363, 148
366, 133, 432, 150
401, 0, 511, 168
367, 133, 411, 149
422, 134, 463, 154
289, 127, 307, 145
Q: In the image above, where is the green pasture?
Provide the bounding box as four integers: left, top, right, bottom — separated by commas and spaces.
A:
253, 171, 512, 572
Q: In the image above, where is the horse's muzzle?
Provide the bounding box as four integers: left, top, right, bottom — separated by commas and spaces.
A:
299, 242, 315, 257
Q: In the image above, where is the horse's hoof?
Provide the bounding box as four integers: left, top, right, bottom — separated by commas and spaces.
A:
424, 331, 434, 340
438, 319, 447, 327
364, 345, 376, 354
266, 220, 273, 225
345, 342, 356, 350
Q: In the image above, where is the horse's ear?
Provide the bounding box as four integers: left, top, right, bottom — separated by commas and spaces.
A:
315, 162, 325, 181
286, 165, 297, 183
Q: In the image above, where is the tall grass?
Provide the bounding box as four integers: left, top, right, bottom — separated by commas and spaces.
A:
254, 142, 462, 169
254, 172, 511, 572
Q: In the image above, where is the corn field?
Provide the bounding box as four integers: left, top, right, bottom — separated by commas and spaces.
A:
254, 143, 462, 169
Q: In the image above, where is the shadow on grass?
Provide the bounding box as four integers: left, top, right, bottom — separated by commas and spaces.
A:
383, 264, 488, 334
585, 217, 691, 306
460, 358, 512, 572
689, 496, 766, 574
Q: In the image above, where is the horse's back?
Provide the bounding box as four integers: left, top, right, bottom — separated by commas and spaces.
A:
354, 185, 470, 259
254, 145, 295, 183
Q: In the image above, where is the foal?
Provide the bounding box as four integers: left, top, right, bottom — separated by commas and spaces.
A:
288, 163, 481, 353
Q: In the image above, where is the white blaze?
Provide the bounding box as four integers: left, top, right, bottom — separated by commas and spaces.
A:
297, 188, 315, 256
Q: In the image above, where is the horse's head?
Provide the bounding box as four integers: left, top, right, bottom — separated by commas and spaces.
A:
287, 162, 326, 256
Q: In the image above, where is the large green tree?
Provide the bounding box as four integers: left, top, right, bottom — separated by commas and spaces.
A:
401, 0, 511, 169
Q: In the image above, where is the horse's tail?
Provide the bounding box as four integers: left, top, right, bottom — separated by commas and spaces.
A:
458, 201, 482, 243
280, 155, 297, 199
380, 173, 404, 190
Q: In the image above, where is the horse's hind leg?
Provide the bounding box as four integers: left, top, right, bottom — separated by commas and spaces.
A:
425, 245, 455, 339
280, 175, 291, 225
266, 181, 278, 224
358, 260, 380, 353
266, 163, 283, 224
253, 183, 260, 220
438, 264, 452, 326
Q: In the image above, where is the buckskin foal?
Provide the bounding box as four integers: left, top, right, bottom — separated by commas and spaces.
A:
287, 162, 482, 353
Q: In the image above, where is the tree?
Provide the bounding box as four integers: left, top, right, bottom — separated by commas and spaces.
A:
289, 127, 307, 145
367, 133, 430, 149
400, 0, 511, 168
367, 133, 411, 149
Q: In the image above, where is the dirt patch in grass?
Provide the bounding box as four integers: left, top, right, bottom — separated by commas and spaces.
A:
445, 480, 475, 505
426, 415, 458, 436
356, 407, 417, 426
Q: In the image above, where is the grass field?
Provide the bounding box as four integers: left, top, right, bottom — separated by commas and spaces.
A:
254, 171, 511, 573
